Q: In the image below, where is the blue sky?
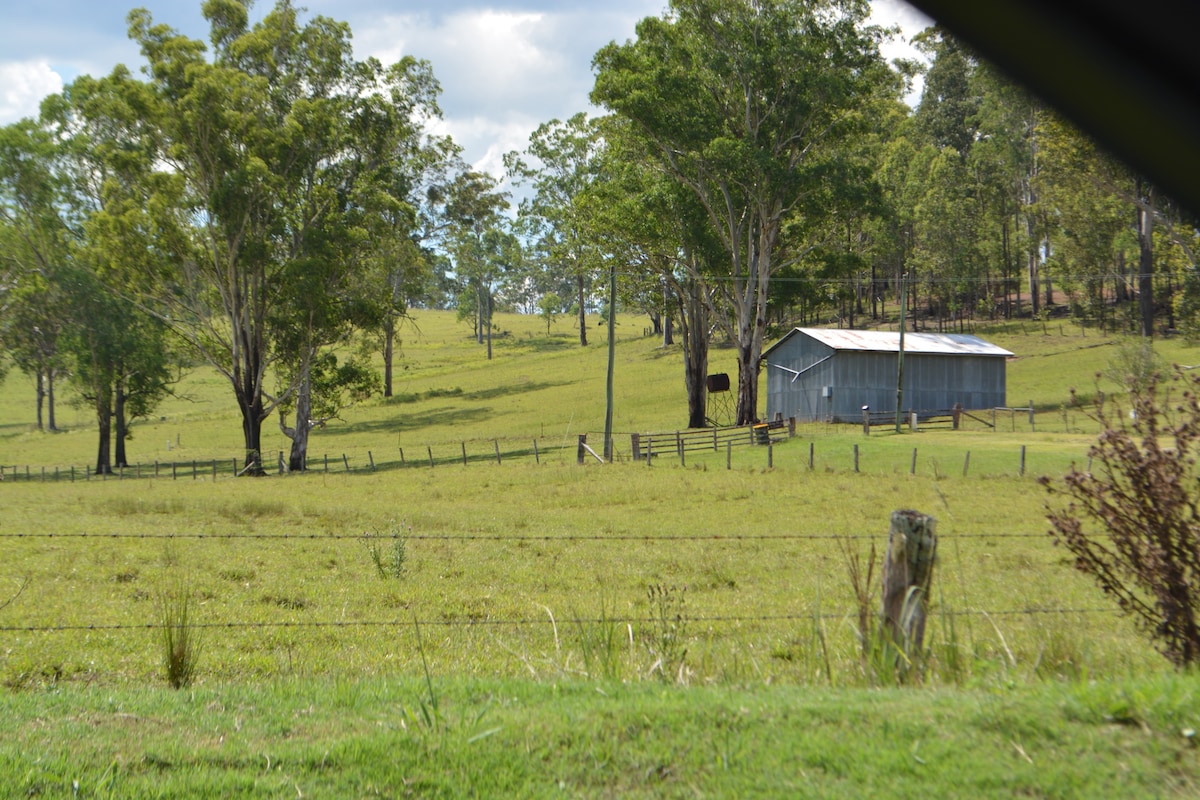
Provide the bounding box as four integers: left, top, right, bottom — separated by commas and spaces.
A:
0, 0, 931, 176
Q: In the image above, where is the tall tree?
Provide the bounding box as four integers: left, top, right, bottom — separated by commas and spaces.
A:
0, 119, 72, 430
445, 170, 511, 359
505, 113, 604, 348
127, 0, 443, 473
594, 0, 890, 424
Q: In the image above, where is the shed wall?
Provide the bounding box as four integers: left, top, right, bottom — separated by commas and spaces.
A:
765, 333, 1007, 422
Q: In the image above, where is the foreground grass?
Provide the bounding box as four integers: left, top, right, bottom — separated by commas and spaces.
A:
3, 673, 1199, 797
0, 453, 1163, 689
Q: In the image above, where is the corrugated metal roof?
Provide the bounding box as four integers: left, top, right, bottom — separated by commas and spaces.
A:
770, 328, 1013, 357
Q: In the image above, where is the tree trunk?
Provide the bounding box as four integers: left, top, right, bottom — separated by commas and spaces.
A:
663, 315, 674, 347
95, 395, 112, 475
1115, 249, 1129, 303
239, 394, 266, 475
486, 290, 493, 361
287, 369, 313, 472
114, 380, 128, 468
577, 273, 588, 347
680, 281, 709, 429
35, 368, 45, 432
475, 283, 485, 345
46, 368, 57, 432
383, 316, 395, 398
1138, 179, 1156, 338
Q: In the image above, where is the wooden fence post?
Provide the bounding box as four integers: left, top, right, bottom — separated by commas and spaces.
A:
1020, 445, 1027, 477
910, 448, 918, 475
881, 510, 938, 666
854, 444, 860, 473
726, 441, 732, 470
494, 440, 502, 465
462, 442, 468, 466
428, 447, 434, 468
533, 439, 540, 464
369, 451, 376, 472
963, 451, 971, 477
577, 434, 587, 465
342, 454, 350, 472
863, 407, 871, 436
631, 433, 641, 461
952, 402, 962, 431
808, 442, 814, 470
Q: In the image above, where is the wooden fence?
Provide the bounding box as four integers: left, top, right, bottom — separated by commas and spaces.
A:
629, 418, 794, 462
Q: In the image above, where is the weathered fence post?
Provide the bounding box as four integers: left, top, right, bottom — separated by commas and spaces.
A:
494, 440, 501, 465
631, 433, 641, 461
808, 442, 815, 470
963, 451, 971, 477
909, 411, 919, 432
1020, 445, 1027, 477
428, 447, 434, 468
767, 443, 773, 468
533, 439, 540, 464
726, 441, 732, 470
1029, 400, 1035, 432
881, 510, 938, 667
952, 402, 962, 431
863, 407, 871, 436
910, 448, 918, 475
342, 454, 350, 472
462, 442, 468, 466
577, 434, 587, 465
854, 444, 860, 473
368, 451, 376, 472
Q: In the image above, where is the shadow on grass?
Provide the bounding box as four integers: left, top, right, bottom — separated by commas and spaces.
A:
382, 380, 565, 406
509, 335, 579, 353
324, 405, 493, 438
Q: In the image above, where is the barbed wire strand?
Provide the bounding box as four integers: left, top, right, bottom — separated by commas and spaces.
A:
0, 532, 1052, 541
0, 607, 1118, 634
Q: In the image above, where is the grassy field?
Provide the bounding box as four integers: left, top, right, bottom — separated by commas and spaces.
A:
3, 310, 1200, 795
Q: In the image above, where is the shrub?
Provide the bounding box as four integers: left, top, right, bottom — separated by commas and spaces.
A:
1041, 366, 1200, 667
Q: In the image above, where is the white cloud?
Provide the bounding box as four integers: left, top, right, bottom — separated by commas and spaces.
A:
350, 7, 648, 177
0, 61, 64, 125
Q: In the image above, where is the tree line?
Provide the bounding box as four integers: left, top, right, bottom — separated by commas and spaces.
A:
2, 0, 1197, 473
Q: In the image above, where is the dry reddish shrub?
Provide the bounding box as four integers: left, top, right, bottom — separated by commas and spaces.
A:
1041, 367, 1200, 667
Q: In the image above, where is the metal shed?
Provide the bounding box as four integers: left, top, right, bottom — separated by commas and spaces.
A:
763, 328, 1013, 423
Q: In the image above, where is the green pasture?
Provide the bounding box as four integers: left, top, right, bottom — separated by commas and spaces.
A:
3, 311, 1200, 795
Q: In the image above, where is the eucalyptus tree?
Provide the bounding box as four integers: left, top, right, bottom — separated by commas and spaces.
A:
505, 112, 605, 347
577, 114, 727, 428
445, 169, 511, 359
593, 0, 891, 424
40, 67, 182, 472
0, 119, 71, 430
127, 0, 445, 472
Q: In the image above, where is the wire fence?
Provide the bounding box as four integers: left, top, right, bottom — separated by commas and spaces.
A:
0, 607, 1120, 635
0, 432, 1084, 485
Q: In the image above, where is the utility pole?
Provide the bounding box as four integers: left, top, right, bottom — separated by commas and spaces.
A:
895, 272, 907, 434
603, 259, 617, 461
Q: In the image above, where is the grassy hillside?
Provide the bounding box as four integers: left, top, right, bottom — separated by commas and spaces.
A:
4, 309, 1193, 469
